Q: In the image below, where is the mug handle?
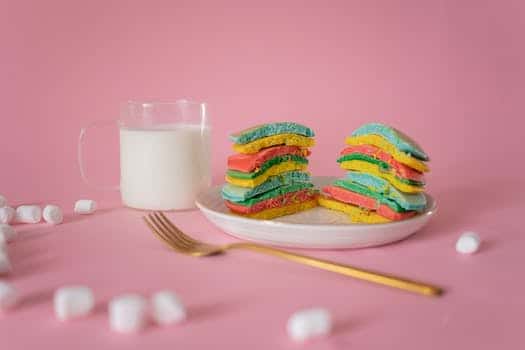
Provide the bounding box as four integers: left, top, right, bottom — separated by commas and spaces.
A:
78, 120, 120, 191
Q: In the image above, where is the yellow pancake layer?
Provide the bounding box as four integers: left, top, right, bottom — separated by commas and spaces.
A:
339, 160, 423, 194
345, 135, 429, 173
233, 134, 315, 154
239, 199, 318, 220
225, 161, 308, 188
318, 196, 390, 224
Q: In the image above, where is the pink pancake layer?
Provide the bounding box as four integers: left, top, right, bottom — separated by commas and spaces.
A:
225, 189, 317, 214
322, 185, 416, 221
340, 145, 424, 182
227, 145, 310, 172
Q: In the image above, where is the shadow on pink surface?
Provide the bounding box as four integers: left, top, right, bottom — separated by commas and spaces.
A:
16, 288, 56, 310
414, 176, 523, 243
61, 207, 120, 225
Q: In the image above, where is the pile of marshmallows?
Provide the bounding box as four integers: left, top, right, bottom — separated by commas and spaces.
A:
0, 280, 331, 340
0, 195, 96, 275
0, 283, 187, 332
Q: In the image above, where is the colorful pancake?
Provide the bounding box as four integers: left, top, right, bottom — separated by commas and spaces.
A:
338, 153, 425, 186
225, 186, 318, 214
322, 185, 417, 221
228, 145, 310, 173
227, 154, 308, 180
230, 122, 315, 144
239, 199, 318, 220
345, 171, 427, 211
225, 122, 317, 220
233, 134, 315, 154
226, 157, 308, 188
339, 158, 424, 194
345, 134, 428, 173
340, 145, 424, 182
221, 171, 311, 202
318, 195, 390, 224
351, 123, 428, 161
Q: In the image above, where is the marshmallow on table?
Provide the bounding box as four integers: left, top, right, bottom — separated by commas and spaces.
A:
0, 224, 17, 243
74, 200, 97, 215
0, 195, 6, 208
0, 281, 18, 310
151, 291, 186, 325
43, 205, 63, 225
287, 308, 332, 342
456, 231, 481, 254
109, 294, 149, 333
15, 205, 42, 224
54, 286, 95, 321
0, 251, 11, 275
0, 206, 15, 224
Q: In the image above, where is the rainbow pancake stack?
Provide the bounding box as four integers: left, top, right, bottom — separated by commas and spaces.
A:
319, 123, 429, 223
222, 122, 319, 219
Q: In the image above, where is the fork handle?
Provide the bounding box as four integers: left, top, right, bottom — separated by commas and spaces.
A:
230, 243, 443, 297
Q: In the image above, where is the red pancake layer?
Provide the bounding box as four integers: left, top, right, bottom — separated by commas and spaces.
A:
225, 189, 317, 214
340, 145, 424, 182
322, 185, 416, 221
227, 145, 310, 172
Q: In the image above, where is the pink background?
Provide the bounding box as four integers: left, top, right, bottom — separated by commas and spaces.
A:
1, 0, 524, 348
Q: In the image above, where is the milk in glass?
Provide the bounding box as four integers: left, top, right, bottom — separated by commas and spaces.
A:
119, 124, 211, 210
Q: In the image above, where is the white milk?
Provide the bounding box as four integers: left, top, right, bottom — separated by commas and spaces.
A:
119, 124, 211, 210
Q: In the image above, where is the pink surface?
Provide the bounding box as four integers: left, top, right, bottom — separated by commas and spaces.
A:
1, 0, 524, 348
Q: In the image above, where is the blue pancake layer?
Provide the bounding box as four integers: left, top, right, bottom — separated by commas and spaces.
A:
221, 171, 311, 202
345, 171, 427, 211
229, 122, 315, 144
351, 123, 429, 161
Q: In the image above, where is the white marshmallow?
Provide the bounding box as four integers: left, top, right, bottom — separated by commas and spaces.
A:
456, 231, 481, 254
0, 224, 17, 243
0, 206, 15, 224
0, 252, 11, 275
54, 286, 95, 320
287, 308, 332, 342
74, 200, 97, 214
15, 205, 42, 224
0, 195, 6, 208
0, 281, 18, 309
43, 205, 63, 225
109, 294, 149, 333
151, 291, 186, 325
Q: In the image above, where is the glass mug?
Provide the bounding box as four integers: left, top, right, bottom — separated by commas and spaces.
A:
78, 100, 211, 210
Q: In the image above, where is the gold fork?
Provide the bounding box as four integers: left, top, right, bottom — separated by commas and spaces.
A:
144, 212, 443, 297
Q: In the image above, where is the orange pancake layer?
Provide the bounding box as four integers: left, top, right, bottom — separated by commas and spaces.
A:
227, 145, 310, 172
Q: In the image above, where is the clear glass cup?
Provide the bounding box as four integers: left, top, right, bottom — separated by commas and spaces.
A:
78, 100, 211, 210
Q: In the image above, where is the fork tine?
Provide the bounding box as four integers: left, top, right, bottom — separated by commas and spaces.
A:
157, 212, 200, 246
143, 216, 180, 252
151, 212, 192, 250
148, 213, 191, 251
157, 212, 199, 244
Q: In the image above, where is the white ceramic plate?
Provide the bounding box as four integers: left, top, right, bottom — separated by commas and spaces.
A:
195, 176, 436, 249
